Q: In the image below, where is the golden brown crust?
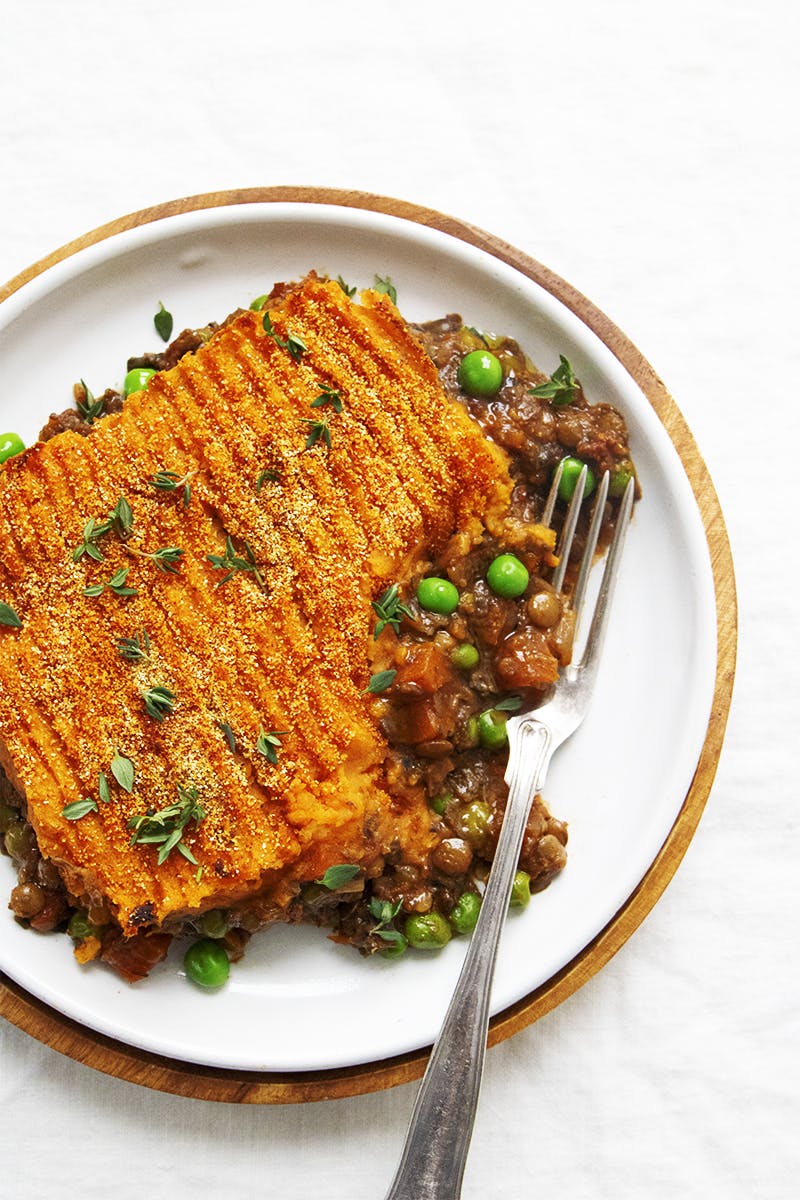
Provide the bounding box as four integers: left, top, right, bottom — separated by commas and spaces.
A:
0, 277, 512, 934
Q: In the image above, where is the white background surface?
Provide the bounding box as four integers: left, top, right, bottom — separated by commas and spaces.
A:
0, 2, 796, 1198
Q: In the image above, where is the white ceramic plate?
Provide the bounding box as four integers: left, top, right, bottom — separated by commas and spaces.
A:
0, 204, 717, 1071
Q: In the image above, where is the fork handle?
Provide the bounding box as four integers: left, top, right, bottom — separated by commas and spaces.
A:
383, 717, 553, 1200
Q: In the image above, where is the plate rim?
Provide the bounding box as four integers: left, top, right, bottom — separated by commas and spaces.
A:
0, 185, 737, 1103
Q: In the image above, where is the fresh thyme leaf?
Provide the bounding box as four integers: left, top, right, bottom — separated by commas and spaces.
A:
255, 468, 280, 491
368, 897, 402, 930
128, 784, 205, 866
255, 727, 287, 765
310, 384, 344, 414
374, 927, 406, 946
98, 771, 111, 804
110, 749, 135, 793
249, 294, 269, 311
336, 275, 357, 298
72, 516, 112, 563
207, 535, 267, 590
0, 602, 22, 629
195, 863, 204, 882
217, 721, 237, 753
107, 566, 139, 596
142, 684, 177, 722
374, 275, 397, 305
317, 864, 360, 890
109, 496, 134, 538
154, 301, 173, 343
62, 798, 98, 821
363, 669, 396, 695
493, 695, 523, 712
304, 417, 332, 451
82, 584, 105, 598
262, 312, 307, 360
148, 468, 195, 509
76, 380, 104, 424
127, 545, 184, 574
371, 583, 412, 638
117, 629, 151, 661
528, 355, 578, 407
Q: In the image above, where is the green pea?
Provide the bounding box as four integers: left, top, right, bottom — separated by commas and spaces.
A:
509, 869, 531, 909
197, 908, 230, 939
457, 350, 503, 398
417, 576, 460, 615
4, 821, 36, 862
249, 294, 269, 311
378, 932, 408, 960
429, 793, 450, 816
608, 463, 633, 498
404, 911, 452, 950
459, 799, 491, 845
451, 642, 479, 670
449, 891, 482, 935
476, 708, 509, 750
0, 798, 19, 835
67, 910, 103, 941
557, 456, 596, 502
184, 938, 231, 988
0, 433, 25, 464
123, 368, 156, 397
486, 553, 530, 599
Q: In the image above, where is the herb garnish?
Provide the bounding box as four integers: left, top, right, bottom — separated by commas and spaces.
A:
317, 864, 360, 890
255, 727, 286, 764
368, 897, 405, 947
303, 417, 332, 451
374, 275, 397, 304
126, 545, 184, 574
142, 685, 177, 722
216, 721, 237, 753
154, 301, 173, 343
62, 798, 99, 821
255, 468, 280, 491
310, 384, 344, 414
82, 566, 139, 598
336, 276, 357, 298
98, 771, 111, 804
128, 785, 204, 865
0, 603, 22, 629
207, 536, 266, 590
76, 380, 104, 424
249, 294, 269, 312
262, 312, 307, 361
148, 468, 196, 509
117, 629, 151, 661
493, 696, 523, 712
371, 583, 412, 638
528, 355, 578, 407
109, 496, 134, 538
110, 749, 135, 793
363, 669, 396, 695
72, 498, 133, 562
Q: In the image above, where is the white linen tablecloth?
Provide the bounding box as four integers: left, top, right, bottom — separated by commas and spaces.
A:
0, 2, 796, 1197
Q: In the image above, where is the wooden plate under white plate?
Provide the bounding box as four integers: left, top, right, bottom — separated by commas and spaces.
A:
0, 187, 736, 1103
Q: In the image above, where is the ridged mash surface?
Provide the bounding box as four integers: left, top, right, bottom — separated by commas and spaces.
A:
0, 277, 511, 932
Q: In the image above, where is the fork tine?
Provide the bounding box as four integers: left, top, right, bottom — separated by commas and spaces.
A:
570, 469, 611, 618
579, 475, 635, 673
551, 464, 588, 594
540, 459, 564, 528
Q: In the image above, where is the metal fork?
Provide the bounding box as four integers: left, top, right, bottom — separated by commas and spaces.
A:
383, 466, 636, 1200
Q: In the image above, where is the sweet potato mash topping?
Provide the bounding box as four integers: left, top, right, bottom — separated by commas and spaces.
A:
0, 277, 512, 935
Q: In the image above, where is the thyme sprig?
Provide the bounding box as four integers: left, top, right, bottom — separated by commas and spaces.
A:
255, 727, 287, 765
256, 468, 280, 491
363, 669, 396, 695
336, 276, 357, 298
154, 301, 173, 343
75, 379, 104, 424
304, 417, 332, 451
207, 536, 266, 590
142, 684, 177, 722
368, 896, 405, 947
371, 583, 412, 638
374, 275, 397, 304
317, 864, 360, 889
127, 785, 204, 866
62, 797, 98, 821
262, 312, 307, 361
72, 498, 133, 562
310, 384, 344, 414
126, 545, 184, 574
117, 629, 151, 661
216, 721, 237, 753
83, 566, 138, 598
528, 355, 578, 407
148, 468, 196, 509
